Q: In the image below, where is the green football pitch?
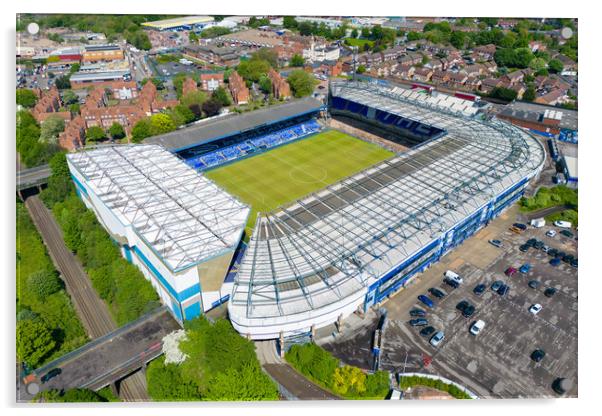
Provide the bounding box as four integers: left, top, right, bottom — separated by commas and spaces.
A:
205, 129, 394, 236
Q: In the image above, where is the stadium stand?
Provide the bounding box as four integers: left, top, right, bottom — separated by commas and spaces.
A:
184, 119, 322, 170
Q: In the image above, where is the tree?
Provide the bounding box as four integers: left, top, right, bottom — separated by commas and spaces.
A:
40, 115, 66, 144
16, 89, 38, 108
490, 87, 518, 101
361, 27, 371, 38
291, 54, 305, 67
211, 86, 231, 107
17, 319, 56, 367
36, 388, 107, 403
202, 98, 222, 117
450, 31, 467, 49
146, 357, 200, 401
548, 58, 564, 74
513, 47, 534, 68
131, 118, 152, 143
529, 57, 547, 72
356, 64, 366, 74
283, 16, 297, 29
332, 365, 366, 396
150, 113, 176, 135
286, 69, 316, 98
523, 86, 536, 102
258, 75, 272, 94
206, 364, 279, 401
69, 63, 81, 74
173, 104, 197, 124
62, 90, 79, 105
27, 270, 63, 300
251, 48, 279, 68
189, 31, 198, 43
86, 125, 106, 142
108, 122, 125, 140
180, 90, 207, 108
237, 59, 271, 83
351, 28, 358, 39
298, 21, 312, 36
54, 75, 71, 90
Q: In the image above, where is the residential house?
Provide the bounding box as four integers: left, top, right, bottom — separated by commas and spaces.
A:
268, 68, 291, 99
412, 67, 433, 82
228, 71, 249, 105
431, 70, 450, 84
200, 73, 224, 92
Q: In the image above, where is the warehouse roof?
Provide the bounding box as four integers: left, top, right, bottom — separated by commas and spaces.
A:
67, 145, 249, 272
145, 97, 324, 152
70, 70, 130, 82
141, 16, 214, 30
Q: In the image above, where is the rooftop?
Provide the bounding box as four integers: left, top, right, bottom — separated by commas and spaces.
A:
70, 70, 130, 82
144, 98, 324, 152
67, 145, 249, 272
141, 16, 214, 30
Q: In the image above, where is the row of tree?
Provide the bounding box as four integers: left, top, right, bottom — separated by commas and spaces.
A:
285, 343, 390, 399
16, 110, 62, 168
146, 317, 279, 401
41, 154, 161, 325
16, 202, 87, 369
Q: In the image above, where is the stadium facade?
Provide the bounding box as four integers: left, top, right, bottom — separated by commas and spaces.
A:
227, 81, 546, 339
67, 81, 545, 337
66, 145, 249, 323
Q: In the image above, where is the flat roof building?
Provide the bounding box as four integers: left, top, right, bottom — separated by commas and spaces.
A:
141, 16, 214, 31
67, 144, 249, 322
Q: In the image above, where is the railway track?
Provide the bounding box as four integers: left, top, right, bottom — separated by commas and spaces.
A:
24, 195, 149, 401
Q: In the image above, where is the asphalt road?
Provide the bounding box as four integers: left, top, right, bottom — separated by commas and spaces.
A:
24, 196, 149, 401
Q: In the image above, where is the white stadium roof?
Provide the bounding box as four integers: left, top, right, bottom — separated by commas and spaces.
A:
228, 81, 545, 337
67, 145, 249, 272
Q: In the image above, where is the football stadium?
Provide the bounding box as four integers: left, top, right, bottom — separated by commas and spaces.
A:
66, 80, 546, 340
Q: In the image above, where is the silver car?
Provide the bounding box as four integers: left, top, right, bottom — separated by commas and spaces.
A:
430, 331, 445, 347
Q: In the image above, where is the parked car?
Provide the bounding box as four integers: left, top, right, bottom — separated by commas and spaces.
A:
473, 283, 486, 296
470, 320, 485, 335
519, 263, 531, 274
528, 280, 541, 289
489, 239, 503, 248
526, 238, 537, 247
529, 304, 543, 315
430, 331, 445, 347
548, 248, 558, 257
544, 287, 558, 298
41, 368, 62, 384
550, 258, 561, 267
505, 267, 518, 277
554, 220, 572, 228
409, 308, 426, 317
462, 304, 475, 318
560, 230, 574, 238
418, 295, 434, 308
444, 278, 460, 289
513, 223, 527, 231
497, 284, 509, 296
519, 244, 530, 252
428, 288, 446, 299
491, 280, 503, 292
409, 318, 428, 327
456, 300, 469, 312
534, 240, 545, 249
570, 259, 578, 268
555, 251, 566, 259
546, 230, 557, 238
562, 254, 575, 263
542, 245, 550, 253
531, 349, 546, 362
444, 270, 463, 284
420, 326, 436, 337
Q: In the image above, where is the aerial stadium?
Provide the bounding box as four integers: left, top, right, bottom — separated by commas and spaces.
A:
66, 80, 546, 340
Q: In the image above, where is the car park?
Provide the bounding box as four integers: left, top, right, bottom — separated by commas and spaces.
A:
470, 320, 485, 335
505, 267, 518, 277
409, 308, 426, 317
528, 280, 541, 289
491, 280, 503, 292
550, 258, 561, 267
41, 368, 62, 384
546, 230, 557, 238
529, 304, 543, 315
430, 331, 445, 347
428, 288, 446, 299
409, 318, 428, 327
489, 239, 503, 248
531, 349, 546, 362
473, 283, 486, 296
544, 287, 558, 298
519, 263, 531, 274
418, 295, 434, 308
420, 326, 436, 337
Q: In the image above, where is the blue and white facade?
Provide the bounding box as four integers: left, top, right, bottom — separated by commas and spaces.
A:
228, 82, 546, 339
67, 145, 249, 323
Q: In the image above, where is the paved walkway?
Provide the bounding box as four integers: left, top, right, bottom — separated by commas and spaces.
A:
24, 195, 149, 401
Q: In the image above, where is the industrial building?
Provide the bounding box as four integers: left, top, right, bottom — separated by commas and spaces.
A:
66, 145, 249, 322
141, 16, 214, 31
227, 82, 546, 339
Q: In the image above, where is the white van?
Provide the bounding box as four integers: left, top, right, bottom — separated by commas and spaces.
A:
530, 218, 545, 228
470, 320, 485, 335
444, 270, 463, 284
554, 220, 572, 228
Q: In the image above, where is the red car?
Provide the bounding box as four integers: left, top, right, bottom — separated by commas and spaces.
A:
505, 267, 518, 277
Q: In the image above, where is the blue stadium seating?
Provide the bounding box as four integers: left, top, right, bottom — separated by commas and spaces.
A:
184, 119, 322, 171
